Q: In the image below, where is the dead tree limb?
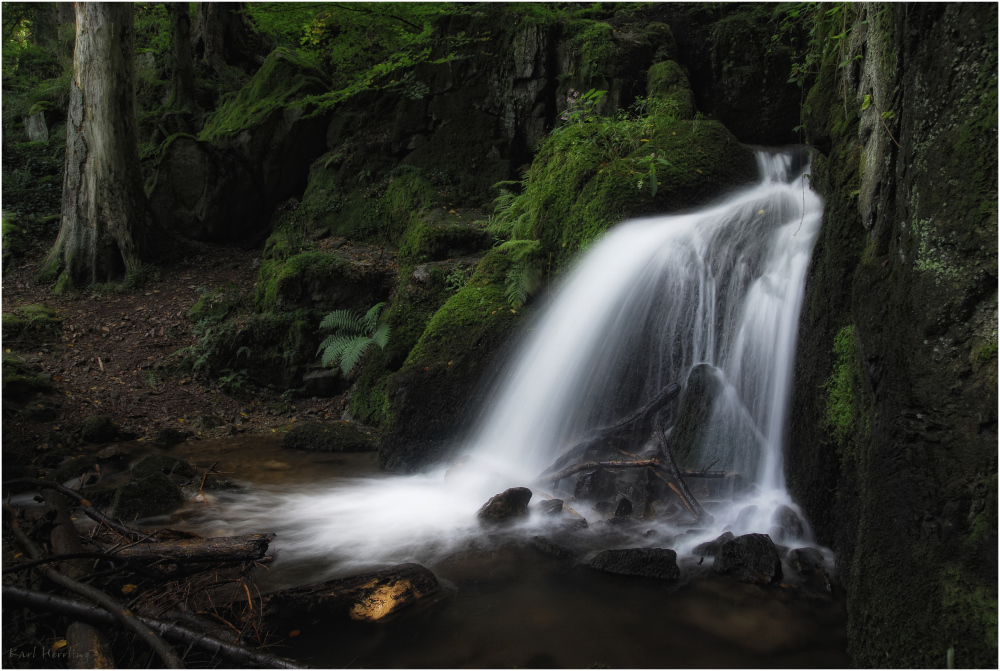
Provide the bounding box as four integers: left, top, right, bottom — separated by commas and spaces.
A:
654, 419, 709, 523
538, 382, 681, 478
536, 459, 735, 485
105, 534, 275, 563
4, 478, 146, 540
4, 504, 185, 669
3, 586, 308, 669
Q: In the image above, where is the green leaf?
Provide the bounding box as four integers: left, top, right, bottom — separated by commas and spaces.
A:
861, 94, 872, 111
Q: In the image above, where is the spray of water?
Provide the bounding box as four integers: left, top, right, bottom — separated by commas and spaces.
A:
204, 148, 828, 575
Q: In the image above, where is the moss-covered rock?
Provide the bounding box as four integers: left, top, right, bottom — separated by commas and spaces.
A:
80, 416, 119, 444
255, 251, 391, 313
281, 421, 373, 452
130, 454, 197, 481
646, 61, 695, 119
1, 303, 62, 342
113, 472, 185, 521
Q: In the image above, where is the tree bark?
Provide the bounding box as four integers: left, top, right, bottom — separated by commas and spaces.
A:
191, 3, 261, 74
46, 2, 151, 289
168, 2, 197, 112
107, 533, 275, 563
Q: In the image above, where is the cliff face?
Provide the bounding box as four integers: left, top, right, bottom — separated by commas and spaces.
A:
787, 4, 997, 667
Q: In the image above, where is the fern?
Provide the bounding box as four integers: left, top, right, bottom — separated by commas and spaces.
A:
316, 303, 390, 375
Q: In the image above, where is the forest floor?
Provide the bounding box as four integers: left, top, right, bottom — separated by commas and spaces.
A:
2, 241, 347, 480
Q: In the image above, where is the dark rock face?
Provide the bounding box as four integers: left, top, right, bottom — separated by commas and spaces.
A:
113, 472, 184, 520
589, 548, 680, 580
81, 416, 119, 444
537, 499, 563, 516
671, 363, 723, 468
692, 531, 735, 557
785, 4, 997, 666
771, 505, 806, 543
713, 533, 782, 585
281, 421, 372, 453
787, 547, 826, 576
477, 487, 532, 524
574, 468, 618, 502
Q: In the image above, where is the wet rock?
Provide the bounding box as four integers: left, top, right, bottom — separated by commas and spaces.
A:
130, 454, 197, 482
151, 427, 193, 447
734, 505, 758, 531
96, 445, 128, 461
81, 416, 119, 444
614, 497, 633, 518
113, 472, 185, 520
787, 546, 826, 575
589, 548, 680, 580
693, 531, 735, 557
573, 467, 617, 501
281, 421, 373, 452
713, 533, 783, 585
771, 504, 806, 542
537, 499, 563, 516
477, 487, 532, 524
531, 536, 573, 559
49, 455, 99, 485
300, 369, 349, 398
671, 363, 724, 468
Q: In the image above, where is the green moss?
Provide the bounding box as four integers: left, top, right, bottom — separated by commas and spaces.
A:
199, 48, 329, 143
2, 354, 53, 400
1, 303, 61, 341
939, 564, 999, 665
824, 325, 870, 449
187, 285, 241, 324
255, 252, 353, 312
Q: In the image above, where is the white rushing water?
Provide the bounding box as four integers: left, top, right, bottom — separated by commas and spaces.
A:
204, 148, 828, 574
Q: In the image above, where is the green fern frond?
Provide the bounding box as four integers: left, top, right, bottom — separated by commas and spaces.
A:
371, 322, 390, 349
362, 302, 387, 332
338, 337, 374, 374
320, 309, 365, 333
318, 334, 352, 361
496, 237, 541, 260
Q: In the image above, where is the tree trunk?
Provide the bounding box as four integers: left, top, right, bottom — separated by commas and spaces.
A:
191, 3, 261, 75
46, 2, 150, 289
168, 2, 197, 112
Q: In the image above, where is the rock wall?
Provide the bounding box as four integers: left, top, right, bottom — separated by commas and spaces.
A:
787, 4, 997, 667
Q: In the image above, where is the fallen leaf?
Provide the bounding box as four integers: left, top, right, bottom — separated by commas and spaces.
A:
121, 584, 138, 594
52, 640, 68, 651
289, 630, 301, 637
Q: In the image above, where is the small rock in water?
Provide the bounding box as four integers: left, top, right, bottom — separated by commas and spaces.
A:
477, 487, 532, 524
693, 531, 735, 557
589, 548, 680, 580
713, 533, 783, 585
151, 427, 192, 447
531, 536, 572, 559
772, 504, 806, 542
614, 497, 633, 518
537, 499, 563, 515
574, 467, 616, 501
787, 546, 825, 574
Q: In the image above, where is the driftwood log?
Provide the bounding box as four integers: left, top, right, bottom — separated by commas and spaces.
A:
105, 533, 275, 563
538, 382, 681, 478
654, 419, 709, 522
536, 459, 736, 485
263, 563, 440, 623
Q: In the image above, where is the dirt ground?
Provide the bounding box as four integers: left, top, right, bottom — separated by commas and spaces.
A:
2, 241, 348, 479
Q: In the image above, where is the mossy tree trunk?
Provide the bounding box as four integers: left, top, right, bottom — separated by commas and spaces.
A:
191, 2, 259, 75
168, 2, 197, 113
45, 2, 151, 290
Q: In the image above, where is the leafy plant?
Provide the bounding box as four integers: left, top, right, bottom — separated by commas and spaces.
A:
317, 302, 390, 374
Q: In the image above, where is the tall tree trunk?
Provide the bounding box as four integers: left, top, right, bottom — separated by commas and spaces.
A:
168, 2, 197, 112
45, 2, 150, 289
191, 3, 262, 75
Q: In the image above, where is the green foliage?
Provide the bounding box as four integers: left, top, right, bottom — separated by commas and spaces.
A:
133, 3, 171, 58
317, 302, 390, 374
824, 324, 867, 446
1, 303, 61, 343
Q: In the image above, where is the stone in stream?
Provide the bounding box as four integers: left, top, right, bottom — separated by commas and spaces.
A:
713, 533, 783, 585
477, 487, 532, 524
536, 499, 563, 516
692, 531, 735, 557
614, 497, 633, 518
573, 467, 616, 501
151, 427, 193, 447
281, 420, 373, 452
531, 536, 573, 560
771, 504, 806, 542
589, 548, 680, 580
787, 546, 826, 575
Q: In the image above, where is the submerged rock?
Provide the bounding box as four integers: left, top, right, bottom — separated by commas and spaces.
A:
281, 421, 372, 452
692, 531, 735, 557
713, 533, 783, 585
477, 487, 532, 524
589, 548, 680, 580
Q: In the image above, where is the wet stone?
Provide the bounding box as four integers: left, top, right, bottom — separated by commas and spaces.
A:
772, 504, 806, 542
478, 487, 532, 524
787, 546, 826, 575
614, 497, 633, 518
531, 536, 573, 560
152, 427, 193, 447
574, 467, 617, 501
537, 499, 563, 515
713, 533, 783, 585
589, 548, 680, 580
693, 531, 735, 557
130, 454, 197, 481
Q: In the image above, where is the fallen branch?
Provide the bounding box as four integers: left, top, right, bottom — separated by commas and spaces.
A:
536, 459, 736, 485
3, 586, 307, 669
4, 504, 185, 669
654, 419, 708, 523
3, 478, 146, 541
538, 382, 681, 478
104, 534, 276, 564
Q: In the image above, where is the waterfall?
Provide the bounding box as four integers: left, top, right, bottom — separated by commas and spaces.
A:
204, 148, 827, 572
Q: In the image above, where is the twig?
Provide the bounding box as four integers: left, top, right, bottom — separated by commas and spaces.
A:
3, 478, 146, 540
4, 504, 185, 668
3, 586, 308, 669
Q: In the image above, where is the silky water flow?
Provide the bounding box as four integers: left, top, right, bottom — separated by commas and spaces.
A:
202, 148, 830, 579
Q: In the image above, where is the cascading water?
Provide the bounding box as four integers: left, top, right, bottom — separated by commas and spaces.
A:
203, 147, 827, 575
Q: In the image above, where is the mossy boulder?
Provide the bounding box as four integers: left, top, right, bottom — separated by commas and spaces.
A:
397, 209, 492, 264
255, 251, 391, 313
130, 454, 197, 481
281, 421, 373, 452
1, 304, 62, 342
49, 454, 99, 484
113, 472, 185, 521
646, 60, 696, 119
2, 354, 53, 401
81, 416, 120, 444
